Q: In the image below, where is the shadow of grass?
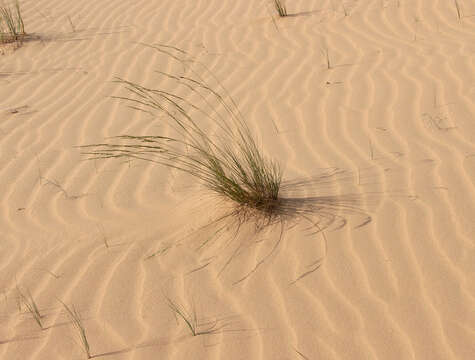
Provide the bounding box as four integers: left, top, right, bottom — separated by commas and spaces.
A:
185, 167, 380, 285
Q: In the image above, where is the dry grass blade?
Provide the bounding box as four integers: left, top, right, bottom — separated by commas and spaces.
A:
454, 0, 462, 20
166, 297, 219, 336
274, 0, 287, 17
0, 1, 26, 44
294, 346, 311, 359
17, 287, 43, 330
81, 44, 282, 218
166, 297, 198, 336
59, 300, 91, 358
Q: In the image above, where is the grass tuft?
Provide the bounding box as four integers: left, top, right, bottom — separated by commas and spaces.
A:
81, 44, 282, 218
274, 0, 287, 17
17, 287, 43, 330
59, 300, 91, 359
0, 1, 25, 44
166, 296, 219, 336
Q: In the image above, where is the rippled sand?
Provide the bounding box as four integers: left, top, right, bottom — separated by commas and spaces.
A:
1, 1, 474, 359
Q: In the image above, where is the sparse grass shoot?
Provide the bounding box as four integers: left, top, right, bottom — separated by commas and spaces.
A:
67, 15, 76, 32
342, 3, 349, 17
274, 0, 288, 17
454, 0, 462, 20
17, 287, 43, 330
166, 297, 218, 336
323, 47, 331, 69
59, 300, 91, 359
144, 243, 172, 260
0, 1, 26, 44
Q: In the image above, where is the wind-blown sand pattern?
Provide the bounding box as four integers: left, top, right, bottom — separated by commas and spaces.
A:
1, 0, 475, 359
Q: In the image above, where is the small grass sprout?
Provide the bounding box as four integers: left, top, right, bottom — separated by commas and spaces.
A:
274, 0, 288, 17
59, 300, 91, 359
18, 287, 43, 330
166, 297, 218, 336
454, 0, 462, 20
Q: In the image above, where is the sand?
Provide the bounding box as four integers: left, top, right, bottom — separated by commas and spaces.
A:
1, 0, 475, 359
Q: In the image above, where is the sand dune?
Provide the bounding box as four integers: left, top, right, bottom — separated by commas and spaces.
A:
1, 0, 475, 359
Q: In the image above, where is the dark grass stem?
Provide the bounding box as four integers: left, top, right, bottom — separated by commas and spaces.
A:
17, 287, 43, 330
454, 0, 462, 20
166, 297, 219, 336
59, 300, 91, 359
274, 0, 288, 17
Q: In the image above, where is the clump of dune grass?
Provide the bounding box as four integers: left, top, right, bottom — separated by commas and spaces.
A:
17, 287, 43, 330
0, 1, 25, 44
59, 300, 91, 359
166, 296, 219, 336
80, 46, 375, 283
81, 44, 282, 217
274, 0, 287, 17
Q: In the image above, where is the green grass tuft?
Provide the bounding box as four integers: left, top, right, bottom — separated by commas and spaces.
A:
81, 44, 282, 217
0, 1, 25, 44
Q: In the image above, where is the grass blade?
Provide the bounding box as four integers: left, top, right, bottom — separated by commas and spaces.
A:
17, 287, 43, 330
274, 0, 288, 17
58, 300, 91, 359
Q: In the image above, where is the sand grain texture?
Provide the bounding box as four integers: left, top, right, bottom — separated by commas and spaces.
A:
1, 0, 475, 359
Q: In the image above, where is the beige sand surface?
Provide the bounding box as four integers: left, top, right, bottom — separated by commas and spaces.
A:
1, 0, 475, 359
